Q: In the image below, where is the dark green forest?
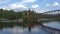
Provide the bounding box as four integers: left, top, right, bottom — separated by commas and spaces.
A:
0, 8, 36, 20
0, 8, 22, 20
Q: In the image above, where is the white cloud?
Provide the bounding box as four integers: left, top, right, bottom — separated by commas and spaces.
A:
32, 4, 39, 8
0, 0, 36, 10
36, 9, 46, 13
9, 4, 27, 9
0, 3, 28, 11
1, 0, 36, 10
52, 2, 59, 6
0, 4, 28, 10
10, 0, 36, 5
40, 10, 46, 13
22, 0, 36, 3
46, 4, 51, 6
0, 7, 10, 10
15, 0, 36, 8
46, 2, 59, 7
17, 0, 36, 5
0, 0, 10, 4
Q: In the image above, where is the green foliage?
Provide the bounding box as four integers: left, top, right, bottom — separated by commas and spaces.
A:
0, 8, 22, 20
21, 11, 27, 23
4, 10, 16, 20
0, 8, 37, 22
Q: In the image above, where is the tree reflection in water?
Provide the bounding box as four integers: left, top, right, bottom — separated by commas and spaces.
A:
28, 23, 31, 34
0, 21, 60, 34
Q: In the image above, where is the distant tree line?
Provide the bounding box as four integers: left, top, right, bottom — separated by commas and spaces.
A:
0, 8, 24, 20
0, 8, 36, 20
0, 8, 60, 20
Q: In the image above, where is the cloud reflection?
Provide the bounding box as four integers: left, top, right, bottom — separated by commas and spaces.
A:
31, 27, 39, 32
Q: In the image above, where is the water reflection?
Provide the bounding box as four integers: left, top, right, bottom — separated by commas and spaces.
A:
0, 22, 48, 34
42, 21, 60, 34
28, 24, 31, 34
0, 21, 60, 34
43, 21, 60, 29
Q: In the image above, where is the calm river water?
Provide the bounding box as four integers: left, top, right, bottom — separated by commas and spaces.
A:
0, 21, 60, 34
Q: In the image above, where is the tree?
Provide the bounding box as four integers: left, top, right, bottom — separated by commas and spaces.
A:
0, 8, 4, 18
21, 11, 27, 22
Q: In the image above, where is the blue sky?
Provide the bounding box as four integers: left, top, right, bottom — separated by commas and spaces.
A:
0, 0, 60, 13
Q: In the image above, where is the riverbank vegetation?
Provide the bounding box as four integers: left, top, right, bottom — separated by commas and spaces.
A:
0, 8, 60, 22
0, 8, 36, 20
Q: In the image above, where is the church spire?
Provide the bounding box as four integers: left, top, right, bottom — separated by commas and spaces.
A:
28, 8, 30, 12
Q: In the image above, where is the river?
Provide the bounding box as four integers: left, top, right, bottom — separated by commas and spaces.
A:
0, 20, 60, 34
